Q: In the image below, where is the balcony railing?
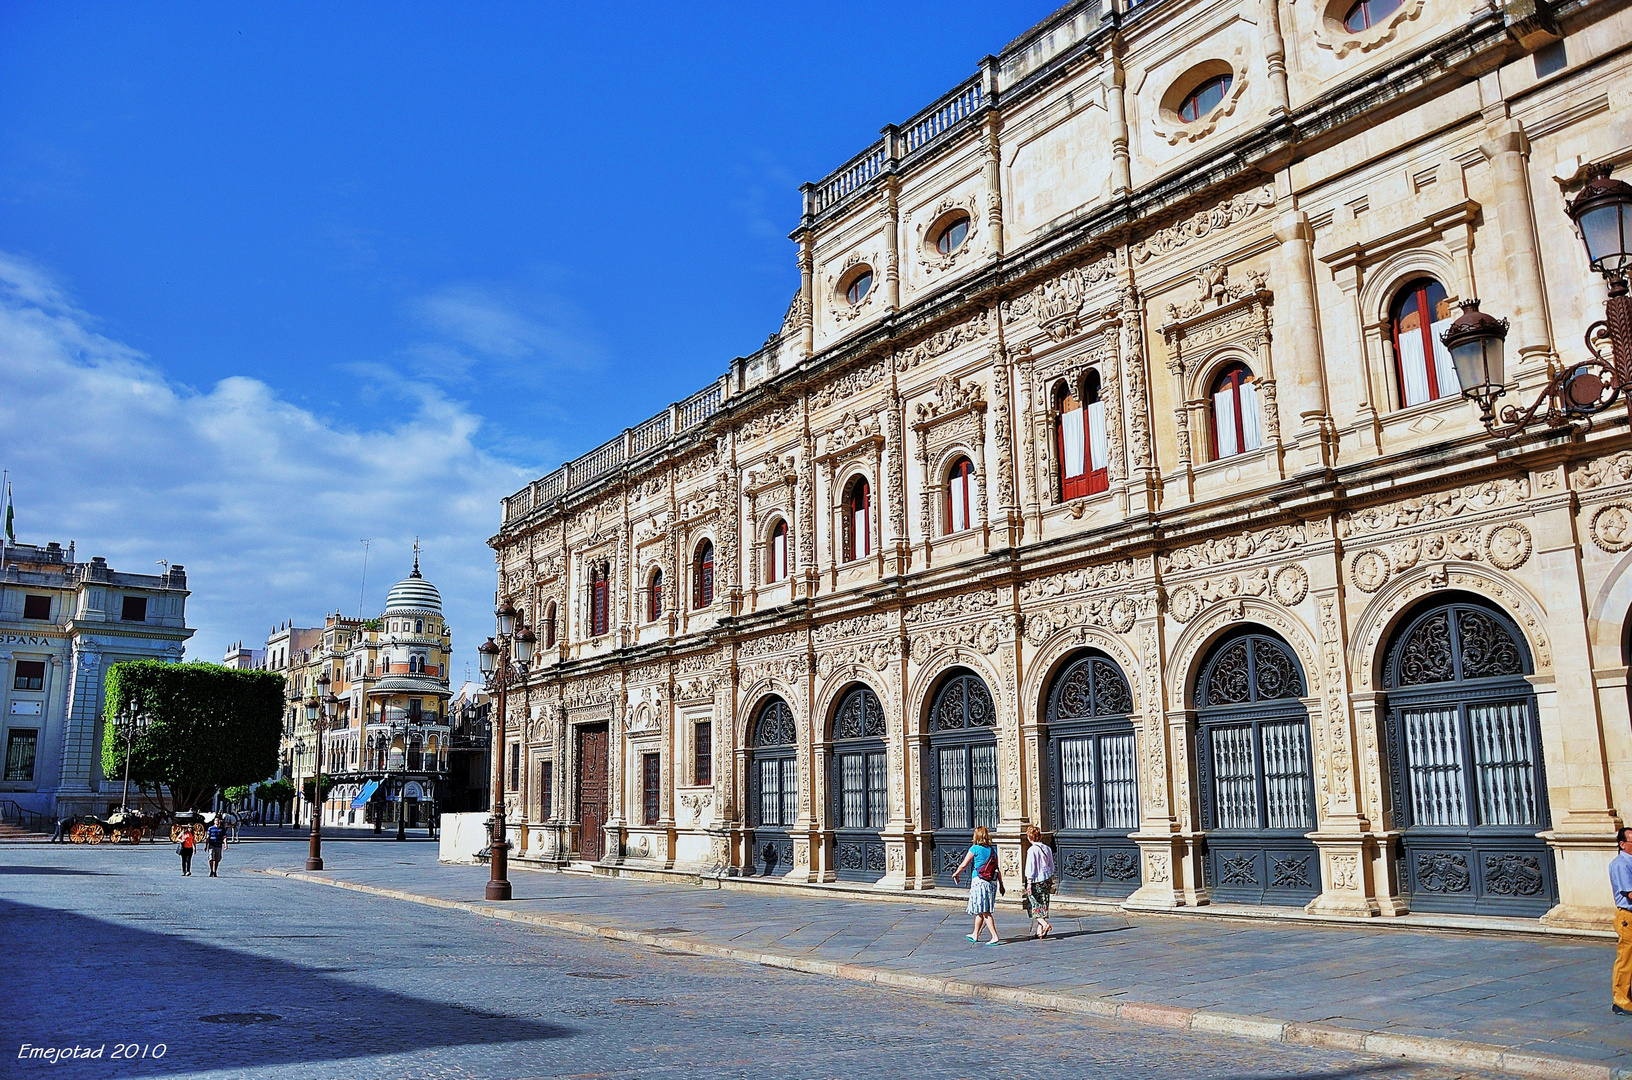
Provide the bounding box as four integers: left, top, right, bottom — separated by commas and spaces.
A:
503, 375, 729, 524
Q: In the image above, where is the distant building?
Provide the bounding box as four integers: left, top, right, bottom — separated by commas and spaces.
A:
260, 553, 454, 828
221, 642, 265, 670
0, 540, 193, 818
447, 681, 491, 814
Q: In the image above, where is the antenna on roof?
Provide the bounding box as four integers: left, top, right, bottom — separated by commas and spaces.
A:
358, 539, 372, 620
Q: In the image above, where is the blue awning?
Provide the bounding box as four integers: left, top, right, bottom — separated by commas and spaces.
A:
350, 779, 381, 809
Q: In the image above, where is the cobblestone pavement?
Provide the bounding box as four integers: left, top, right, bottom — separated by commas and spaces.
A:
220, 834, 1632, 1073
2, 835, 1500, 1080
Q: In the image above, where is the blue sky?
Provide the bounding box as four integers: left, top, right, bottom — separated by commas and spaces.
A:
0, 2, 1059, 668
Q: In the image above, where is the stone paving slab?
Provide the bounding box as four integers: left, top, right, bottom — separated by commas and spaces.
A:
249, 851, 1632, 1079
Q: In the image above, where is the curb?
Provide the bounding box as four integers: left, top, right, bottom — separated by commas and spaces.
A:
260, 868, 1629, 1080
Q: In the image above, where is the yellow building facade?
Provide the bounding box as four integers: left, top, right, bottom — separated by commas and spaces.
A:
491, 0, 1632, 928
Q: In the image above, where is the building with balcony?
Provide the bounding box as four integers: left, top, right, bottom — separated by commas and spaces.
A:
266, 554, 453, 829
489, 0, 1632, 928
0, 540, 193, 819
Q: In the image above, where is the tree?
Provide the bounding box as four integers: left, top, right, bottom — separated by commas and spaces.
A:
302, 774, 336, 803
259, 778, 296, 823
103, 661, 284, 812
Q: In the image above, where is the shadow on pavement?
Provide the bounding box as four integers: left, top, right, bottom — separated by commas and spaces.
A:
0, 866, 113, 876
2, 898, 572, 1075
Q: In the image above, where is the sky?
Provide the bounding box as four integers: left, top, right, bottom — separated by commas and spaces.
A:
0, 1, 1061, 672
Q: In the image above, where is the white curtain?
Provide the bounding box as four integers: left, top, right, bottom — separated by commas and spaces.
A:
1239, 378, 1263, 452
771, 528, 786, 580
1398, 331, 1431, 406
1430, 314, 1460, 397
1061, 408, 1086, 477
1086, 400, 1108, 472
852, 503, 868, 557
1399, 317, 1462, 406
1213, 386, 1239, 458
949, 471, 967, 531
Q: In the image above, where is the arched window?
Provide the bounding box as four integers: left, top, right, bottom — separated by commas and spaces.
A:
929, 670, 999, 885
1056, 373, 1109, 500
1046, 651, 1139, 895
830, 684, 887, 881
1195, 629, 1318, 904
1209, 362, 1263, 459
1383, 597, 1554, 914
750, 697, 798, 876
693, 540, 714, 609
768, 520, 789, 582
647, 569, 664, 622
414, 619, 423, 634
843, 477, 871, 561
946, 457, 974, 533
1344, 0, 1401, 30
1390, 278, 1460, 408
590, 564, 610, 637
542, 602, 557, 649
1179, 74, 1232, 121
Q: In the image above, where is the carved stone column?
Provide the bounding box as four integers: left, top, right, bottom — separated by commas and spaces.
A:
1119, 287, 1159, 514
887, 391, 908, 575
1106, 44, 1132, 196
799, 419, 817, 601
1125, 594, 1190, 909
880, 175, 901, 313
1274, 209, 1334, 474
1306, 583, 1384, 918
1480, 116, 1553, 381
989, 345, 1021, 547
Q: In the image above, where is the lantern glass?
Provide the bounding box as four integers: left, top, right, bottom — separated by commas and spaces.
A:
1449, 334, 1502, 395
478, 638, 499, 675
1579, 201, 1632, 275
304, 698, 319, 723
515, 627, 536, 666
495, 601, 516, 638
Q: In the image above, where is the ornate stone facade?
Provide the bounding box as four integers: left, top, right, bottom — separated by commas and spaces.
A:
492, 0, 1632, 928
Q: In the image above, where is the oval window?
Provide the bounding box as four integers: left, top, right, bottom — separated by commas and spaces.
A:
1179, 74, 1233, 122
1343, 0, 1402, 31
936, 215, 970, 256
845, 269, 873, 306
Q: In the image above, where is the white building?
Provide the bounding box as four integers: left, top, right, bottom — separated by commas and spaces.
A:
0, 540, 193, 819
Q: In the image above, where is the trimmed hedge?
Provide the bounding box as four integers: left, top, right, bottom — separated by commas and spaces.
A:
103, 661, 285, 811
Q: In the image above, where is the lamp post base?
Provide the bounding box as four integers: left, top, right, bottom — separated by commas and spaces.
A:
485, 878, 512, 901
305, 856, 324, 871
306, 830, 323, 871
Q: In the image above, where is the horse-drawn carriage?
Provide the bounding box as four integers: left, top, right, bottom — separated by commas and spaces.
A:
69, 808, 152, 844
170, 810, 209, 845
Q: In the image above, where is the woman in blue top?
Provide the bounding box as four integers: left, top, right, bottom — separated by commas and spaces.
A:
951, 825, 1004, 945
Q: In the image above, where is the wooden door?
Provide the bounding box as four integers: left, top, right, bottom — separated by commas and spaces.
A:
576, 724, 609, 861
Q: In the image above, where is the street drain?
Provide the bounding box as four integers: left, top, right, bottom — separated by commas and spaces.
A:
566, 972, 630, 980
612, 998, 671, 1008
199, 1014, 281, 1025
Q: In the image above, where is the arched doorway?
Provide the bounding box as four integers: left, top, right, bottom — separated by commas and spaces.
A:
1195, 629, 1319, 904
1383, 598, 1555, 915
748, 697, 797, 876
1045, 651, 1140, 896
828, 685, 887, 882
928, 670, 999, 886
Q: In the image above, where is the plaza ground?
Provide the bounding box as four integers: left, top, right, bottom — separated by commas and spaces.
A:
0, 829, 1617, 1079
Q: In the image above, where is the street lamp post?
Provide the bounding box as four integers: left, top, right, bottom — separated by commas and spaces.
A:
1457, 163, 1632, 437
478, 599, 535, 902
118, 696, 144, 815
306, 673, 337, 871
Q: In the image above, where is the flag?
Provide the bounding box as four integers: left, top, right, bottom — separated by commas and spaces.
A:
3, 483, 12, 543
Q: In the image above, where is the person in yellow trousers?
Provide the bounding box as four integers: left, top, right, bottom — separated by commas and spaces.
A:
1613, 827, 1632, 1017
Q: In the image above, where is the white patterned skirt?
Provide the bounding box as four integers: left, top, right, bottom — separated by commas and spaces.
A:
967, 877, 997, 915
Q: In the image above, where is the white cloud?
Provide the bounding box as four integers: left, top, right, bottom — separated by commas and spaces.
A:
409, 280, 604, 384
0, 251, 529, 672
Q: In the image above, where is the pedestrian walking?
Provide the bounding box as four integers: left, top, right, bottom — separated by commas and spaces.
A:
1023, 825, 1055, 939
1612, 827, 1632, 1015
177, 828, 195, 876
951, 825, 1005, 946
52, 815, 70, 843
206, 815, 226, 877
